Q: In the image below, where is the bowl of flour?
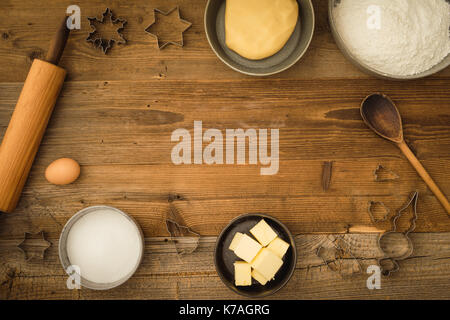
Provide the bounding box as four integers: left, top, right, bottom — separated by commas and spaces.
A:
329, 0, 450, 79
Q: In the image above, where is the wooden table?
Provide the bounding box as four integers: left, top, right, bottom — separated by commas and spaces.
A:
0, 0, 449, 300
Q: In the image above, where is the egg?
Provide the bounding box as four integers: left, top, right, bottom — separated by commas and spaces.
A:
45, 158, 80, 185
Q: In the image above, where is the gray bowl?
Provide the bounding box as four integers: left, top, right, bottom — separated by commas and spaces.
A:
205, 0, 315, 76
59, 205, 144, 290
214, 213, 297, 298
328, 0, 450, 80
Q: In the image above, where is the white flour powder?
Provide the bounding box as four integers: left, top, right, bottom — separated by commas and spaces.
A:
333, 0, 450, 76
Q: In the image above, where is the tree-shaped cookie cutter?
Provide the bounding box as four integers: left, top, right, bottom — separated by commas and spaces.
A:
377, 191, 419, 276
86, 8, 127, 54
144, 7, 192, 49
367, 201, 391, 223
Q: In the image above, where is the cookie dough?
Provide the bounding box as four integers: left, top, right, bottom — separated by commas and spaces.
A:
225, 0, 299, 60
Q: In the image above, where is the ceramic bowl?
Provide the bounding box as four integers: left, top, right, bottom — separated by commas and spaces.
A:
204, 0, 315, 76
59, 205, 144, 290
214, 213, 297, 298
328, 0, 450, 80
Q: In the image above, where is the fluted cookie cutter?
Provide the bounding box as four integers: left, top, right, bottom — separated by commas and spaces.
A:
145, 6, 192, 49
17, 231, 51, 261
86, 8, 127, 54
377, 191, 418, 276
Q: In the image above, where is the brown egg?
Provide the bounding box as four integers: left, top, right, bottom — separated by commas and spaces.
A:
45, 158, 81, 185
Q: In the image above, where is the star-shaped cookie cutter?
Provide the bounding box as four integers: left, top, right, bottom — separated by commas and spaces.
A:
144, 7, 192, 49
377, 191, 419, 276
17, 231, 51, 261
86, 8, 127, 54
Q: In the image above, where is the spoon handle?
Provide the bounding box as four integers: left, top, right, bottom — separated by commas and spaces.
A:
397, 141, 450, 215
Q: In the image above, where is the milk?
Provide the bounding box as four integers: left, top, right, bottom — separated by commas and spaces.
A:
66, 208, 142, 284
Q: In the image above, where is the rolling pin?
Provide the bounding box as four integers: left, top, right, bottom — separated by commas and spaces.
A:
0, 18, 70, 213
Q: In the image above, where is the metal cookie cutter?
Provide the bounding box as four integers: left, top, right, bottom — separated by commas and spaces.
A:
86, 8, 127, 54
17, 231, 51, 261
165, 203, 200, 255
367, 201, 390, 223
316, 235, 363, 277
145, 6, 192, 49
373, 164, 399, 182
377, 191, 419, 276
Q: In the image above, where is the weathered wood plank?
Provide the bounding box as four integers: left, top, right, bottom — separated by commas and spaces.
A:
0, 78, 449, 236
1, 233, 449, 299
1, 79, 449, 162
0, 0, 448, 82
0, 175, 450, 238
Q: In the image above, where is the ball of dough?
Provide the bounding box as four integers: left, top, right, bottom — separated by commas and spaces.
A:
225, 0, 299, 60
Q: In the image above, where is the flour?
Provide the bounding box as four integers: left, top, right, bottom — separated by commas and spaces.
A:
333, 0, 450, 76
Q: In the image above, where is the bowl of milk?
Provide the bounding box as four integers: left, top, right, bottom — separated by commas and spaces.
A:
59, 206, 144, 290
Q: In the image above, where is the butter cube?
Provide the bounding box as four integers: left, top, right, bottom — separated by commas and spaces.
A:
229, 232, 244, 251
251, 269, 268, 285
267, 237, 290, 258
251, 248, 283, 280
234, 261, 251, 286
250, 219, 278, 246
234, 234, 262, 263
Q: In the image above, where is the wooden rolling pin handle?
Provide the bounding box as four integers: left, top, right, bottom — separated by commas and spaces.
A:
46, 16, 70, 65
397, 141, 450, 215
0, 60, 66, 213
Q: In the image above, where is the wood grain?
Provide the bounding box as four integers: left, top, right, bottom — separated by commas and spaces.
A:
0, 0, 449, 83
0, 79, 448, 236
1, 233, 449, 299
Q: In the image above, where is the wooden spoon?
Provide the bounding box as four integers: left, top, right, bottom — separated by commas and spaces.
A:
361, 93, 450, 215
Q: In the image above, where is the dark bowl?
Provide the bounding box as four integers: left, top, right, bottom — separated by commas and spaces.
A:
204, 0, 315, 76
214, 213, 297, 298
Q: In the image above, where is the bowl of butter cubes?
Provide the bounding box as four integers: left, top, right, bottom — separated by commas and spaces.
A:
214, 213, 297, 297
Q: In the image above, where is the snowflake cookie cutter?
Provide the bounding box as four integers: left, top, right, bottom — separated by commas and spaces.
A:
86, 8, 127, 54
17, 231, 51, 261
144, 6, 192, 49
377, 191, 419, 276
